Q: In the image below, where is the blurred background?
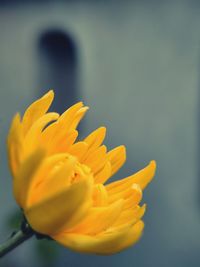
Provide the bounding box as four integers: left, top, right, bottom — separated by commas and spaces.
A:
0, 0, 200, 266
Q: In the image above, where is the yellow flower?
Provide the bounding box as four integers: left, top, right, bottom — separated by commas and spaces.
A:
7, 90, 156, 254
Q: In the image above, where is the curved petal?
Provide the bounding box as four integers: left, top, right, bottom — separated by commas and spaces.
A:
13, 148, 45, 207
53, 220, 144, 254
55, 102, 88, 134
107, 145, 126, 177
40, 120, 59, 145
23, 113, 59, 156
92, 184, 108, 207
40, 102, 83, 147
68, 199, 124, 235
84, 145, 107, 174
68, 142, 88, 161
94, 161, 111, 184
112, 204, 146, 227
123, 189, 142, 210
23, 153, 79, 207
59, 102, 83, 129
22, 90, 54, 134
107, 183, 142, 205
25, 177, 93, 235
40, 103, 88, 155
69, 107, 89, 130
28, 154, 78, 206
7, 113, 23, 176
84, 127, 106, 153
106, 160, 156, 192
47, 130, 78, 155
107, 220, 144, 254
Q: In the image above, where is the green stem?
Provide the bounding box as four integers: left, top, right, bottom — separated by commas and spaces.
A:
0, 227, 34, 258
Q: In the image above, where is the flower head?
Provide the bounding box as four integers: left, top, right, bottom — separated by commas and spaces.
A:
7, 90, 156, 254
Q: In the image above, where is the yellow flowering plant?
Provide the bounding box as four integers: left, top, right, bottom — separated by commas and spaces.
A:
0, 90, 156, 257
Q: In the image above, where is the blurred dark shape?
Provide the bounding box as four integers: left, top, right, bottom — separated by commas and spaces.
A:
38, 29, 78, 114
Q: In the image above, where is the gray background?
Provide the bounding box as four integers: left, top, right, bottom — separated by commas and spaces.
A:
0, 0, 199, 266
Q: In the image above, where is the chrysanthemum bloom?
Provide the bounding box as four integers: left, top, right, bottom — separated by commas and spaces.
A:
7, 90, 156, 254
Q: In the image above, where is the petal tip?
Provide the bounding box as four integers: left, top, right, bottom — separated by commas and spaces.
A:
45, 89, 54, 100
149, 160, 157, 174
131, 183, 142, 193
14, 112, 21, 120
83, 106, 90, 111
120, 145, 126, 153
99, 126, 107, 132
120, 145, 127, 160
142, 203, 147, 211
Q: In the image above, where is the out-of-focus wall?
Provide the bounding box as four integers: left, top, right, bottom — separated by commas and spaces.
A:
0, 0, 200, 266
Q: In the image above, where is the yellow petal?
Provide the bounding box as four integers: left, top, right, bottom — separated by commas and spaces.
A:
106, 160, 156, 192
107, 183, 142, 205
59, 102, 83, 129
94, 161, 112, 184
40, 102, 84, 146
68, 142, 88, 161
7, 113, 23, 176
22, 90, 54, 134
23, 113, 59, 156
53, 220, 144, 254
25, 153, 74, 207
107, 145, 126, 177
25, 177, 93, 235
106, 220, 144, 254
92, 184, 108, 207
112, 204, 146, 227
13, 149, 45, 207
84, 127, 106, 152
123, 190, 142, 210
40, 120, 59, 145
47, 130, 78, 155
56, 102, 87, 133
28, 155, 78, 206
68, 199, 124, 235
84, 145, 107, 173
69, 107, 89, 130
41, 102, 86, 153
